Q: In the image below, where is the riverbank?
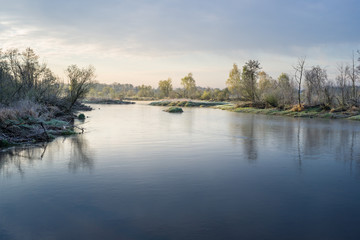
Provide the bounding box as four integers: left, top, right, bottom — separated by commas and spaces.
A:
0, 101, 88, 149
83, 99, 135, 104
149, 100, 228, 107
216, 104, 360, 120
149, 100, 360, 121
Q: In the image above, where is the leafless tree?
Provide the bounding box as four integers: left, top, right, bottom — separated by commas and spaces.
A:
66, 65, 95, 110
304, 66, 327, 105
336, 64, 350, 107
347, 51, 359, 104
293, 57, 306, 106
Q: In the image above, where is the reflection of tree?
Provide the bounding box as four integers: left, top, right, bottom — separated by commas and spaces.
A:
243, 116, 257, 162
0, 135, 94, 177
298, 120, 360, 175
0, 146, 44, 178
68, 135, 94, 173
229, 114, 258, 162
335, 129, 360, 175
297, 120, 302, 171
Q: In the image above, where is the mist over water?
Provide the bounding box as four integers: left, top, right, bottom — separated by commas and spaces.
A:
1, 104, 360, 240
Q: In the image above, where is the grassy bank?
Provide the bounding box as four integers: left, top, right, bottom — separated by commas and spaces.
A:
0, 101, 86, 148
83, 99, 135, 104
149, 100, 228, 107
216, 104, 360, 120
149, 100, 360, 121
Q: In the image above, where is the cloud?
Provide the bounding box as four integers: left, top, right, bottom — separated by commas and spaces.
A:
1, 0, 359, 56
0, 0, 359, 87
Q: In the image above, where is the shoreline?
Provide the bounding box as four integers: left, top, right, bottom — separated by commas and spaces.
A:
149, 100, 360, 121
0, 103, 91, 150
83, 99, 135, 104
215, 104, 360, 121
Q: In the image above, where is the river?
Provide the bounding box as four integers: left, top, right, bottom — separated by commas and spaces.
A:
1, 103, 360, 240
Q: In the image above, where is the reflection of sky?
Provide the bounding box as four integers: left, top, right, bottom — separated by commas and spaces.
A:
1, 105, 360, 239
1, 0, 359, 87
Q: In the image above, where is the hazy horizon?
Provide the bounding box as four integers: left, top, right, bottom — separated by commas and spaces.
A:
1, 0, 359, 88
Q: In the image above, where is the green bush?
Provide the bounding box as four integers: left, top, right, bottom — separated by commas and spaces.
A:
177, 101, 187, 107
264, 94, 278, 107
78, 113, 85, 120
164, 107, 183, 113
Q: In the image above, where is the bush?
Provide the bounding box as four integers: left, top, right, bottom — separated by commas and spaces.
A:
264, 94, 279, 107
78, 113, 85, 120
201, 91, 211, 100
164, 107, 183, 113
290, 104, 304, 112
177, 101, 187, 107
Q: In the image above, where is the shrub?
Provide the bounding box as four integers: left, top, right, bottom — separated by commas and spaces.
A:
264, 94, 278, 107
177, 101, 187, 107
78, 113, 85, 120
164, 107, 183, 113
290, 104, 304, 112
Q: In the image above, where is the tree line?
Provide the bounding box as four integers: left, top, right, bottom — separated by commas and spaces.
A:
225, 54, 360, 109
0, 48, 95, 111
88, 51, 360, 110
3, 47, 358, 111
87, 73, 229, 101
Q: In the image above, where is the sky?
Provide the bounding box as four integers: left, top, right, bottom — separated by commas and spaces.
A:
0, 0, 359, 88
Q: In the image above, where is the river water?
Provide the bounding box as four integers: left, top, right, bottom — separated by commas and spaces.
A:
1, 103, 360, 240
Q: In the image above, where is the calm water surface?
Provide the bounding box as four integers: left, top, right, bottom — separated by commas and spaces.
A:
1, 103, 360, 240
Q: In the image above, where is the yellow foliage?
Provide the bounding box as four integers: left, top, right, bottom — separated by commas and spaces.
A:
290, 104, 304, 112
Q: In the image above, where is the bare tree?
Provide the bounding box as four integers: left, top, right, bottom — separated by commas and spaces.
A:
304, 66, 327, 105
293, 57, 306, 106
1, 48, 60, 104
66, 65, 95, 110
336, 64, 350, 107
347, 51, 358, 104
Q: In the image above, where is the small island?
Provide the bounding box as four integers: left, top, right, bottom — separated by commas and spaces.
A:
164, 107, 183, 113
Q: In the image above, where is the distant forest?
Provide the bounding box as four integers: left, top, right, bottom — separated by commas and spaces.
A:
1, 48, 359, 110
88, 53, 360, 110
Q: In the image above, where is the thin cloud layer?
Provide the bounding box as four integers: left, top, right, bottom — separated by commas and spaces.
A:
0, 0, 359, 86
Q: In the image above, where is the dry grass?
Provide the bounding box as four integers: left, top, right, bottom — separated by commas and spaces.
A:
0, 100, 44, 122
290, 104, 304, 112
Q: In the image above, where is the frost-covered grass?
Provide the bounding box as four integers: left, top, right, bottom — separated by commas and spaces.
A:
216, 104, 360, 120
150, 100, 228, 108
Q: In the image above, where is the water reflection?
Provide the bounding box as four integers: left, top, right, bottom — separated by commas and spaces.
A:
68, 135, 94, 173
229, 114, 258, 162
228, 114, 360, 174
0, 146, 44, 178
1, 105, 360, 240
0, 135, 94, 177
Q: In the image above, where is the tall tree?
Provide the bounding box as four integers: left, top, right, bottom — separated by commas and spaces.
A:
67, 65, 95, 110
347, 51, 358, 104
226, 63, 241, 99
158, 78, 173, 98
241, 60, 261, 102
2, 48, 59, 103
181, 73, 196, 98
293, 57, 306, 106
336, 64, 349, 107
278, 73, 294, 105
137, 85, 154, 97
304, 66, 327, 105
